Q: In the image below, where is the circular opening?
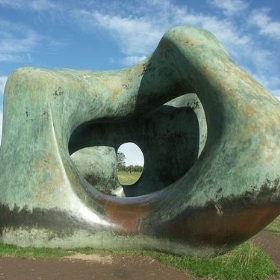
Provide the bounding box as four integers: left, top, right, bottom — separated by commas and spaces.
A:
117, 142, 144, 185
68, 93, 206, 198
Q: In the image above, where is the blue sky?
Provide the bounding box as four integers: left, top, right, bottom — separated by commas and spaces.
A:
0, 0, 280, 165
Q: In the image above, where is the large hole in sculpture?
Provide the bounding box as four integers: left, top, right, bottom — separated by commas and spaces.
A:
68, 93, 207, 198
117, 142, 144, 186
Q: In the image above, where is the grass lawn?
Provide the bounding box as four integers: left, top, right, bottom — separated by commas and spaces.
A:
117, 171, 142, 185
266, 216, 280, 235
0, 241, 277, 280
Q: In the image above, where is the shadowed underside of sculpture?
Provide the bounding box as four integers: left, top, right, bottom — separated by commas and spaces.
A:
1, 26, 280, 257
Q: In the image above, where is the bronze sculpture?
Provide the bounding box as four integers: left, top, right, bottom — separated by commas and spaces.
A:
0, 26, 280, 256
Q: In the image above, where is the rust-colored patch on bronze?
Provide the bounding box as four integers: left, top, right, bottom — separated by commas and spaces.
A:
104, 200, 152, 234
154, 202, 280, 246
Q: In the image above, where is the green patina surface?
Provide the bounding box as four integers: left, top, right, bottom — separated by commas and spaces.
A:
0, 26, 280, 256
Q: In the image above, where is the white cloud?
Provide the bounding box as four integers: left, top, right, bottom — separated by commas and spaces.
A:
0, 0, 62, 11
0, 20, 39, 62
240, 49, 275, 78
250, 72, 280, 96
0, 0, 23, 8
72, 10, 164, 58
29, 0, 62, 11
0, 76, 7, 94
252, 49, 273, 67
209, 0, 248, 16
272, 90, 280, 100
1, 30, 37, 53
0, 0, 279, 99
70, 1, 279, 94
195, 16, 251, 52
0, 19, 64, 63
72, 2, 252, 66
94, 12, 163, 56
249, 9, 280, 40
120, 56, 147, 66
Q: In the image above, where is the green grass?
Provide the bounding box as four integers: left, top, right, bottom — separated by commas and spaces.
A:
266, 216, 280, 235
0, 242, 277, 280
151, 243, 277, 280
78, 243, 277, 280
0, 243, 73, 258
117, 171, 142, 185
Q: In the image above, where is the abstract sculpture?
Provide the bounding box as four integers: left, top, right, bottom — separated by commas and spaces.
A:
1, 26, 280, 256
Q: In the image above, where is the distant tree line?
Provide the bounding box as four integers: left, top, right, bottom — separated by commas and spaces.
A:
117, 152, 143, 173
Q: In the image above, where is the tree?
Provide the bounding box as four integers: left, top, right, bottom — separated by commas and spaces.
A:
125, 165, 143, 173
117, 152, 126, 171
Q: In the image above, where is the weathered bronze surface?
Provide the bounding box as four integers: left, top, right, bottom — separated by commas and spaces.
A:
1, 26, 280, 256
